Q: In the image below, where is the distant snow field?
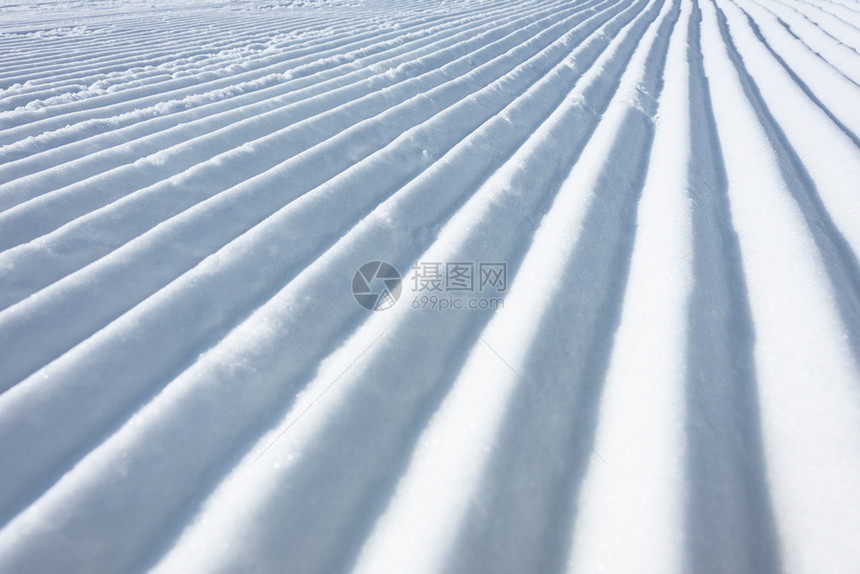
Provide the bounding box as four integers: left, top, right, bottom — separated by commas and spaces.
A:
1, 0, 859, 572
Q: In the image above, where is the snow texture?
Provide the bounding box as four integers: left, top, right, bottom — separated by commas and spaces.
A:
1, 0, 859, 572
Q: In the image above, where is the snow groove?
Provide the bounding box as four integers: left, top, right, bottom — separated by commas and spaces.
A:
0, 0, 858, 573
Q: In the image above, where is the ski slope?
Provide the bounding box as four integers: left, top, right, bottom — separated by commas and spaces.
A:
1, 0, 859, 571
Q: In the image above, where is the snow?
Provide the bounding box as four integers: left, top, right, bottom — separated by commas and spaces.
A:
1, 0, 859, 572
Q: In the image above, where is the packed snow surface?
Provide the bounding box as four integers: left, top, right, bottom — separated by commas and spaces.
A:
1, 0, 859, 572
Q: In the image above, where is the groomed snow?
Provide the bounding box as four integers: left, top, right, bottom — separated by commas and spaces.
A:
1, 0, 859, 572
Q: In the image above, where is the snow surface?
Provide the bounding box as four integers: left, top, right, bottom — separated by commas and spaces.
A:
1, 0, 859, 572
